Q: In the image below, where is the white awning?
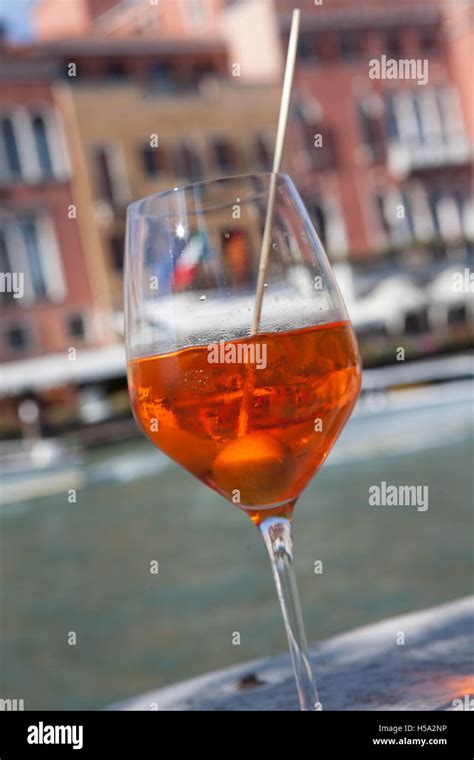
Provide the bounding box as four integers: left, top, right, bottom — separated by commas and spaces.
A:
428, 267, 473, 305
347, 275, 427, 330
0, 344, 127, 398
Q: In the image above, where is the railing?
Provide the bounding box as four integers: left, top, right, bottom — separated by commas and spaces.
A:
388, 136, 471, 175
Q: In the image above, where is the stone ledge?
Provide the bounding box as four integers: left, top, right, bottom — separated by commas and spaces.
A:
111, 596, 473, 711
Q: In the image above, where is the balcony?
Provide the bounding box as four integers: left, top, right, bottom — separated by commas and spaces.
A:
388, 136, 471, 177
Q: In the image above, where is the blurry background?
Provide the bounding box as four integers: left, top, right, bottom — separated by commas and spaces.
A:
0, 0, 472, 709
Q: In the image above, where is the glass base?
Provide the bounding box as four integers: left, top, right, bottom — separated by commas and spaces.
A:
242, 498, 297, 526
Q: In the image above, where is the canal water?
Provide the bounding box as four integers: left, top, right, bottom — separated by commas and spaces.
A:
0, 382, 472, 709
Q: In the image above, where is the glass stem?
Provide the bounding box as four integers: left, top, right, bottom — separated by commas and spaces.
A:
259, 515, 319, 711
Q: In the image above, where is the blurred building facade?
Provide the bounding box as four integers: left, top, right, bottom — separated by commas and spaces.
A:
0, 53, 114, 366
0, 0, 472, 438
33, 40, 278, 322
0, 1, 281, 433
25, 0, 283, 327
277, 0, 473, 262
33, 0, 283, 83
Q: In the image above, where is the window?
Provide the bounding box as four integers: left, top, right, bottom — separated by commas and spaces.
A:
314, 128, 337, 170
140, 145, 167, 177
462, 197, 474, 238
295, 101, 337, 170
387, 93, 419, 143
18, 217, 47, 299
1, 116, 22, 178
211, 138, 238, 172
412, 97, 426, 142
0, 214, 64, 303
254, 134, 273, 171
387, 88, 464, 148
418, 91, 443, 142
404, 309, 429, 335
31, 114, 54, 178
375, 189, 416, 245
358, 100, 385, 162
68, 314, 86, 340
297, 32, 319, 64
447, 305, 466, 325
62, 61, 82, 79
140, 145, 156, 177
1, 107, 67, 183
5, 323, 29, 352
308, 198, 347, 255
311, 203, 327, 246
302, 124, 338, 170
374, 193, 391, 238
399, 190, 415, 238
419, 27, 439, 55
172, 140, 203, 180
109, 234, 124, 272
339, 31, 361, 62
434, 194, 463, 241
384, 32, 402, 58
0, 226, 13, 304
150, 61, 174, 91
95, 147, 115, 203
0, 226, 8, 269
408, 183, 434, 241
386, 95, 399, 141
426, 190, 441, 237
194, 62, 218, 80
94, 144, 129, 206
436, 88, 465, 139
107, 61, 127, 80
141, 147, 155, 177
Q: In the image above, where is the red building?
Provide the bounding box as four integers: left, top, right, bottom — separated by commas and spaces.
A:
277, 0, 473, 262
0, 51, 112, 364
29, 0, 474, 265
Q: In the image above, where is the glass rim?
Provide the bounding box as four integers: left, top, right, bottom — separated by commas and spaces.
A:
126, 171, 291, 215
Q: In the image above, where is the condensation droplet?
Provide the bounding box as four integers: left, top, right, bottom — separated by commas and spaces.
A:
199, 295, 207, 301
263, 283, 268, 288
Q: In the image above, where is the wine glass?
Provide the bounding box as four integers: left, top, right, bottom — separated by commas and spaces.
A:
124, 173, 361, 711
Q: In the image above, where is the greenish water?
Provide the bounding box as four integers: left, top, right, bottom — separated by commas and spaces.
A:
0, 389, 473, 710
